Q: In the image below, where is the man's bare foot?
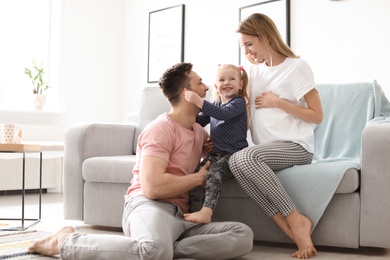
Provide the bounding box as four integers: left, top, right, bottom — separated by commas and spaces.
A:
184, 207, 212, 224
27, 226, 74, 256
287, 211, 317, 259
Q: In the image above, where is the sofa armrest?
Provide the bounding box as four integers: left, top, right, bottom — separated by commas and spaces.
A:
360, 123, 390, 247
63, 123, 136, 221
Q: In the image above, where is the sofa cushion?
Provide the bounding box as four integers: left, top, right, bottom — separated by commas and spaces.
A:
220, 162, 359, 198
335, 167, 359, 193
83, 155, 135, 183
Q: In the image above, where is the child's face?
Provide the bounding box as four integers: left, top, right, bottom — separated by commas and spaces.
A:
215, 67, 242, 104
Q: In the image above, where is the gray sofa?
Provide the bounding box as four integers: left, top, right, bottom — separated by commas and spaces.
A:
64, 81, 390, 249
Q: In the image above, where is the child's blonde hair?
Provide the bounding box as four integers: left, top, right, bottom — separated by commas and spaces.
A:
213, 64, 250, 128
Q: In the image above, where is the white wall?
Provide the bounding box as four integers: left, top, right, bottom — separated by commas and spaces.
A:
60, 0, 125, 125
60, 0, 390, 126
123, 0, 390, 121
292, 0, 390, 88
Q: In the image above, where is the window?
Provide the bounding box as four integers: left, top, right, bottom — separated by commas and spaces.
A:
0, 0, 61, 111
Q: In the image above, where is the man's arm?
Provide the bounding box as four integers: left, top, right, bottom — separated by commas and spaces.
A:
140, 156, 209, 199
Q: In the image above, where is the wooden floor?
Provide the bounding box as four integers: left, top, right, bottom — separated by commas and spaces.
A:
1, 192, 390, 259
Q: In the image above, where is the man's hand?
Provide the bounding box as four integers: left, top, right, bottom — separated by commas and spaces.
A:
197, 160, 210, 187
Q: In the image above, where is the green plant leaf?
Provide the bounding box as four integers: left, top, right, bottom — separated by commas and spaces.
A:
24, 60, 50, 94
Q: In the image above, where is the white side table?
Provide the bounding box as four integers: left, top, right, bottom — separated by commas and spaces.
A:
0, 142, 64, 230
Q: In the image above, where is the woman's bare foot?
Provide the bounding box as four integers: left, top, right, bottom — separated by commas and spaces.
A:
27, 226, 74, 256
287, 211, 317, 259
272, 212, 294, 242
184, 207, 212, 224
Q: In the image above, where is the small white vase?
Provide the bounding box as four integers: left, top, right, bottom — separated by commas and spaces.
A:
33, 94, 46, 110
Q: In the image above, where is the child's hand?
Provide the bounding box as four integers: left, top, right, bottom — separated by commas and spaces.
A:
184, 89, 203, 108
184, 89, 198, 103
203, 138, 213, 155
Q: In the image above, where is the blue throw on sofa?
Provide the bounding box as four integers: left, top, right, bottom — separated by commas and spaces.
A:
276, 80, 390, 230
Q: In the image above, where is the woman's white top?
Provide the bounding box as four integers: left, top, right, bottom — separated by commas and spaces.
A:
249, 57, 316, 153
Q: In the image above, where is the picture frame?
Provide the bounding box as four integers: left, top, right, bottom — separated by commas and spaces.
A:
147, 5, 185, 83
239, 0, 290, 66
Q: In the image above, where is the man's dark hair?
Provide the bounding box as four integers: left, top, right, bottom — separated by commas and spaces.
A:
159, 62, 193, 106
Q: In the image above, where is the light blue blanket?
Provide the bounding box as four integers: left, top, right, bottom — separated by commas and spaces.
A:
275, 80, 390, 231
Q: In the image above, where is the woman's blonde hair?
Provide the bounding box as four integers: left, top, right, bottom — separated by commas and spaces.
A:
214, 64, 250, 128
237, 13, 299, 64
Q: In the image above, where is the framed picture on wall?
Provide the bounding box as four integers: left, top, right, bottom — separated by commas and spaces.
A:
239, 0, 290, 66
147, 5, 185, 83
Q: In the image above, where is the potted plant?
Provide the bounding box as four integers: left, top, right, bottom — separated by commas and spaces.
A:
24, 60, 50, 109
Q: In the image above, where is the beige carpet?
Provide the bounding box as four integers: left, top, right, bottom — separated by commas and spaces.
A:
0, 229, 58, 259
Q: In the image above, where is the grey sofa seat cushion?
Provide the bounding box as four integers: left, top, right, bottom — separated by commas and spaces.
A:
83, 155, 135, 183
82, 156, 359, 192
334, 167, 359, 193
220, 163, 359, 198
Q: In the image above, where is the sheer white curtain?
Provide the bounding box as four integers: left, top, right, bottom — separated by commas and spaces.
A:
0, 0, 60, 111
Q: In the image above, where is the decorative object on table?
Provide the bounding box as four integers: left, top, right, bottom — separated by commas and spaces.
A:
239, 0, 290, 66
0, 123, 23, 144
147, 4, 185, 83
14, 125, 23, 144
0, 229, 58, 259
24, 60, 50, 110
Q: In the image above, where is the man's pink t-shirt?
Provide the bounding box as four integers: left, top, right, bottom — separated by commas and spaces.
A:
125, 113, 208, 213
